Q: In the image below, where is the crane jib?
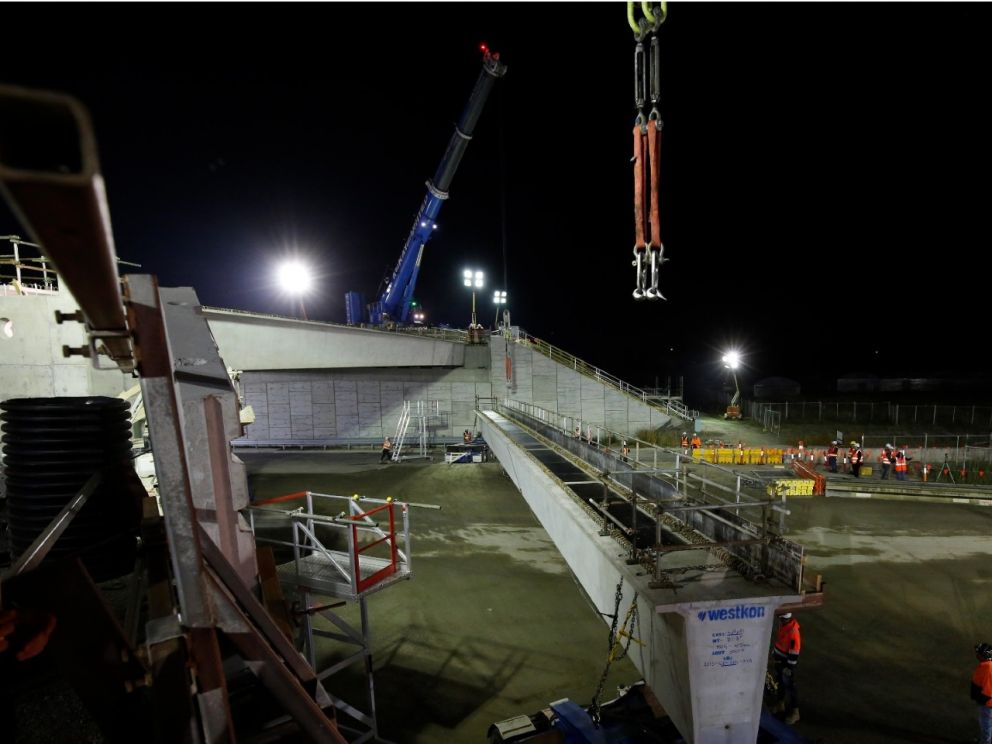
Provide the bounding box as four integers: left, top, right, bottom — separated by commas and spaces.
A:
354, 50, 507, 327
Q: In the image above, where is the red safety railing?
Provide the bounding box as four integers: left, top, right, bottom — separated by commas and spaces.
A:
792, 461, 825, 496
253, 490, 309, 506
350, 502, 399, 593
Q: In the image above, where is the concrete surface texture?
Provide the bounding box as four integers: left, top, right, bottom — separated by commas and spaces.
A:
205, 308, 467, 369
0, 290, 130, 404
492, 341, 675, 433
244, 449, 992, 743
240, 368, 493, 441
237, 337, 677, 445
785, 496, 992, 743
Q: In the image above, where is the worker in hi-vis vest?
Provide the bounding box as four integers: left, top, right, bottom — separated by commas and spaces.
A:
771, 612, 802, 725
850, 442, 864, 477
826, 441, 839, 473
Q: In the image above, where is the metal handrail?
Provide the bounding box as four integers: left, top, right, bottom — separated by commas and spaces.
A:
247, 489, 415, 597
0, 239, 58, 291
511, 328, 698, 421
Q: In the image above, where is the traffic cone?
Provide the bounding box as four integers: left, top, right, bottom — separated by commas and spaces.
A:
922, 464, 929, 482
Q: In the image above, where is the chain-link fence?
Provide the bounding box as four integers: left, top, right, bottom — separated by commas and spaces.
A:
860, 434, 991, 465
758, 407, 781, 436
746, 400, 992, 428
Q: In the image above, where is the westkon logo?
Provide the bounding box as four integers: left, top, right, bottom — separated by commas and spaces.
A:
697, 605, 766, 622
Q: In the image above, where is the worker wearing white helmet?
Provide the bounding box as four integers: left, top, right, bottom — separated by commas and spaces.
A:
849, 441, 864, 478
826, 440, 839, 473
880, 443, 894, 480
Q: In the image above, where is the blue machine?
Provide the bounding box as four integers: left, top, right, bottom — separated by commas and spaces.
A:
345, 46, 507, 326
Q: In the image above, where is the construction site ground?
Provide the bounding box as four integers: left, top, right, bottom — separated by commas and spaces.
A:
243, 446, 992, 744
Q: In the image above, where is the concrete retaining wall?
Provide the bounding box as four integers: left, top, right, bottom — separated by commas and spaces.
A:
239, 367, 493, 442
491, 340, 675, 434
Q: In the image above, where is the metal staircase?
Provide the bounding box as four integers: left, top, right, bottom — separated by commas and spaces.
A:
391, 401, 436, 461
392, 402, 412, 461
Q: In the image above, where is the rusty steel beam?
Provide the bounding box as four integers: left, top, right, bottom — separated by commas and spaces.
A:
206, 575, 347, 744
0, 84, 133, 370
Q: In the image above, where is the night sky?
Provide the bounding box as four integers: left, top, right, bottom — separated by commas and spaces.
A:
2, 3, 990, 397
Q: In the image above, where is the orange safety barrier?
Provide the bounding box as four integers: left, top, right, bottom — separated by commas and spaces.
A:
792, 460, 825, 496
350, 501, 399, 593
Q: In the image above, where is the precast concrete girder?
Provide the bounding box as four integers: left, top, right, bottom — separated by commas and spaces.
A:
476, 409, 800, 744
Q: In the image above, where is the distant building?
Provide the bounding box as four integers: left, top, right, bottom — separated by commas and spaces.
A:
753, 376, 801, 399
877, 377, 940, 392
837, 372, 879, 393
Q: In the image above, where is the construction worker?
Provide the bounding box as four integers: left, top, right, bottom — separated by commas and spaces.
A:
880, 444, 893, 480
850, 441, 864, 478
621, 440, 630, 462
690, 433, 702, 450
463, 429, 472, 444
680, 431, 690, 453
826, 441, 839, 473
895, 448, 909, 481
797, 440, 805, 462
972, 642, 992, 743
379, 436, 392, 463
574, 425, 582, 440
737, 440, 745, 464
771, 612, 801, 725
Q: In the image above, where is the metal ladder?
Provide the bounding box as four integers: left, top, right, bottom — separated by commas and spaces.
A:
392, 401, 412, 461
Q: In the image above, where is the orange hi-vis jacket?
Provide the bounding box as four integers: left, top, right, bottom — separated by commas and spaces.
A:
691, 435, 702, 449
681, 435, 690, 448
773, 617, 801, 666
895, 453, 908, 473
881, 449, 892, 464
972, 660, 992, 707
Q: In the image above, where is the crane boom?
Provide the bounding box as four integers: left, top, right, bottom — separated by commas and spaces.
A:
347, 48, 507, 326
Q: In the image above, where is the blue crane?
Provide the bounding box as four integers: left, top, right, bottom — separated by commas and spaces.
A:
345, 46, 507, 326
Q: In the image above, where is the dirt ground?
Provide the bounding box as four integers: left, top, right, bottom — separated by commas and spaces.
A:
246, 453, 641, 743
784, 496, 992, 743
245, 448, 992, 743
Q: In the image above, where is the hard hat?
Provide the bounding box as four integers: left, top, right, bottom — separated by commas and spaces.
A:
780, 612, 793, 620
832, 440, 838, 445
885, 443, 892, 449
977, 642, 992, 661
850, 441, 858, 446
